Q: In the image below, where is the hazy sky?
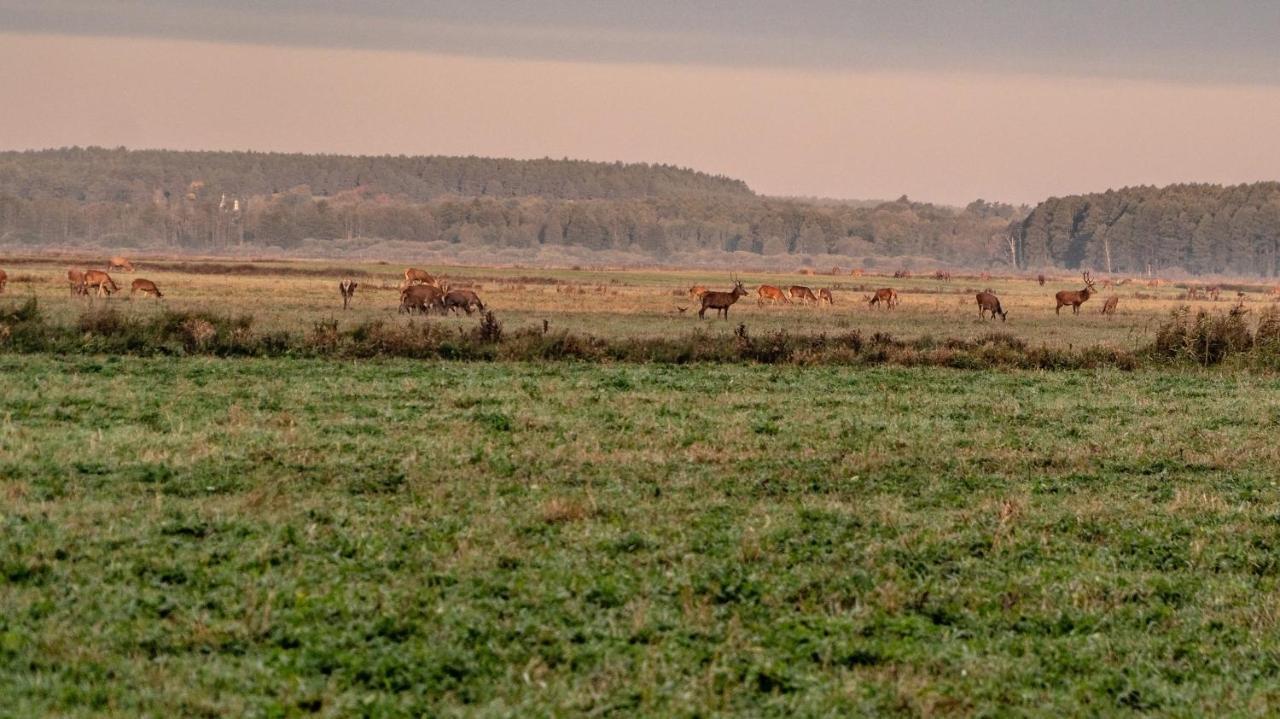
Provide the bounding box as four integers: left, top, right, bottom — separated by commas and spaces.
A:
3, 1, 1280, 204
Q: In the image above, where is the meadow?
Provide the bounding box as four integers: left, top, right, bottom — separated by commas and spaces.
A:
4, 256, 1280, 716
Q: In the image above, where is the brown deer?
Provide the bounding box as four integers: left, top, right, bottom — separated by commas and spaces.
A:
699, 279, 748, 319
830, 266, 841, 276
788, 285, 818, 303
1206, 286, 1221, 301
868, 288, 898, 309
339, 279, 357, 309
976, 291, 1007, 321
1100, 296, 1118, 315
934, 270, 951, 281
849, 268, 864, 278
108, 256, 135, 272
1054, 272, 1097, 315
687, 285, 708, 299
67, 268, 88, 296
893, 269, 911, 279
399, 283, 445, 314
443, 289, 485, 315
817, 288, 834, 305
130, 278, 163, 298
82, 270, 119, 297
757, 284, 789, 306
1037, 273, 1046, 286
404, 267, 436, 286
0, 268, 6, 293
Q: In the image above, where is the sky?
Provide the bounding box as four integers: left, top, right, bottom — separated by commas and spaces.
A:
2, 1, 1280, 205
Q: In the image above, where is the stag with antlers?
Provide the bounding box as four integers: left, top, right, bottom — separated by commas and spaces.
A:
699, 276, 748, 319
1055, 272, 1097, 315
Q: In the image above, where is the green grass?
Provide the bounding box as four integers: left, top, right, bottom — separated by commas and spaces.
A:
5, 357, 1280, 716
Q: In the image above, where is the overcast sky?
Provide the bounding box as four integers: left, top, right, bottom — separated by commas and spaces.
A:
3, 1, 1280, 204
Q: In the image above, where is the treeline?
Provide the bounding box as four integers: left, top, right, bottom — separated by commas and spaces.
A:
0, 148, 1023, 263
1015, 183, 1280, 277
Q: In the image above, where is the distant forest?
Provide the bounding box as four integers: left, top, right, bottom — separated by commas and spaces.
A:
1014, 183, 1280, 277
3, 148, 1279, 276
0, 148, 1020, 266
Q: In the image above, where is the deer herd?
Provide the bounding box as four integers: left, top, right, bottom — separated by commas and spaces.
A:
0, 257, 1268, 327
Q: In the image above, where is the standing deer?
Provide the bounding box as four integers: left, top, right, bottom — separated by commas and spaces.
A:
849, 268, 864, 278
130, 278, 163, 298
404, 267, 436, 286
687, 285, 708, 299
788, 285, 818, 303
339, 279, 357, 309
443, 289, 485, 315
0, 268, 6, 293
756, 284, 789, 306
1100, 296, 1119, 315
399, 283, 445, 314
67, 268, 88, 296
818, 288, 834, 305
1037, 274, 1046, 286
867, 288, 899, 309
82, 270, 119, 297
108, 256, 135, 272
699, 279, 748, 319
1054, 272, 1097, 315
976, 291, 1007, 321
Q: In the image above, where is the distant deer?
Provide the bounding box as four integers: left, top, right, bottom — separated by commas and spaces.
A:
404, 267, 436, 286
1054, 272, 1097, 315
1037, 273, 1046, 286
108, 256, 135, 272
0, 268, 6, 293
339, 279, 357, 309
849, 268, 864, 278
1100, 296, 1118, 315
934, 270, 951, 281
818, 288, 834, 305
788, 285, 818, 303
82, 270, 119, 297
67, 268, 88, 296
687, 285, 708, 299
756, 284, 789, 306
443, 289, 485, 315
893, 269, 911, 279
868, 288, 899, 309
1206, 286, 1221, 301
130, 278, 163, 298
699, 278, 748, 319
399, 283, 445, 314
976, 291, 1007, 321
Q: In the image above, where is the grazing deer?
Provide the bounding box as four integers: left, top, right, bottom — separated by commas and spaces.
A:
82, 270, 119, 297
130, 278, 163, 298
0, 268, 6, 293
67, 268, 88, 296
404, 267, 436, 286
1037, 273, 1046, 286
934, 270, 951, 281
1054, 272, 1097, 315
399, 283, 445, 314
976, 291, 1007, 321
867, 288, 898, 309
443, 289, 485, 315
1100, 296, 1119, 315
757, 284, 789, 306
687, 285, 708, 299
339, 279, 357, 309
818, 288, 834, 305
699, 279, 748, 319
108, 256, 134, 272
893, 269, 911, 279
788, 285, 818, 303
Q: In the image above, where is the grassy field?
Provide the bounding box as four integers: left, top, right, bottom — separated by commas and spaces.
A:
6, 355, 1280, 715
2, 255, 1274, 349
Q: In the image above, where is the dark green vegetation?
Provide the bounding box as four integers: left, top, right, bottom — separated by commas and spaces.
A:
6, 357, 1280, 715
0, 147, 1016, 260
1017, 183, 1280, 276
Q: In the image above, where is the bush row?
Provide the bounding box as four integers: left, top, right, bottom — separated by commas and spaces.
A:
4, 298, 1277, 369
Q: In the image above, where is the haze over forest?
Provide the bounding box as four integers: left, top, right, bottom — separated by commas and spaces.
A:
2, 147, 1280, 277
